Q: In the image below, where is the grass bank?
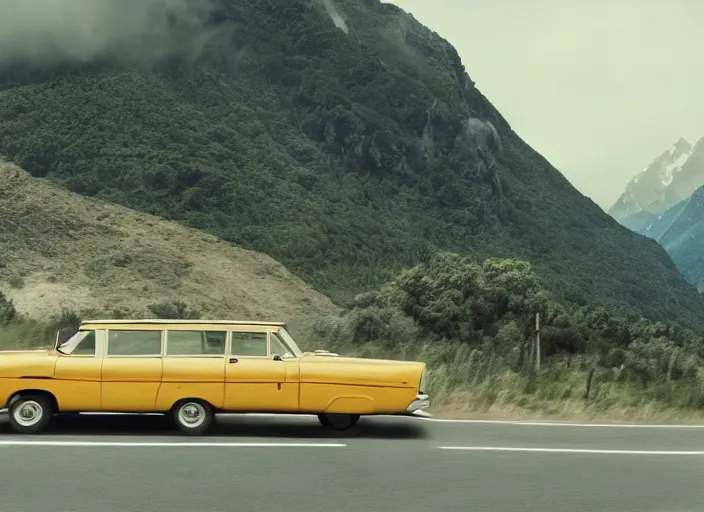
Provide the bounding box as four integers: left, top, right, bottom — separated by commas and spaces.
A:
300, 335, 704, 423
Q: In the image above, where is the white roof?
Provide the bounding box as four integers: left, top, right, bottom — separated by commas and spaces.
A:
80, 319, 286, 326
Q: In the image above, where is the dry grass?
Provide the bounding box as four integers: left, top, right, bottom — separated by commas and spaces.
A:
0, 162, 339, 322
430, 377, 704, 423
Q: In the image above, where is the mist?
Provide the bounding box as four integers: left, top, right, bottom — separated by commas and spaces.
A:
320, 0, 348, 34
0, 0, 220, 68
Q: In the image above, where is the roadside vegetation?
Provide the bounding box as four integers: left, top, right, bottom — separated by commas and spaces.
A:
3, 252, 704, 421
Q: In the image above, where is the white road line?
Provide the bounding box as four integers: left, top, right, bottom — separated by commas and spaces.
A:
437, 446, 704, 455
0, 440, 347, 448
420, 418, 704, 428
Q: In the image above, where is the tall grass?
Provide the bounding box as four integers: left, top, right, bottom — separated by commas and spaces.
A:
0, 320, 55, 350
0, 308, 81, 351
296, 316, 704, 421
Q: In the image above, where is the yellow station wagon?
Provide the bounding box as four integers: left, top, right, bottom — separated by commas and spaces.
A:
0, 319, 430, 435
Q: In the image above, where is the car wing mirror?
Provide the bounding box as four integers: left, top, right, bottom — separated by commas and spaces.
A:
272, 354, 283, 361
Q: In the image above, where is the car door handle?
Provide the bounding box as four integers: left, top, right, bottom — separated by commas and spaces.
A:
229, 356, 239, 364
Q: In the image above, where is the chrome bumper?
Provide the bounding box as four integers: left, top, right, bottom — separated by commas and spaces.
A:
406, 393, 430, 416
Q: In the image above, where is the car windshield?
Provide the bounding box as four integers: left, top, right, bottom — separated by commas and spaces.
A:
275, 327, 303, 358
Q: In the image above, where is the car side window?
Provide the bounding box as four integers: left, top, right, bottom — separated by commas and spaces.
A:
270, 333, 294, 358
231, 331, 267, 357
72, 331, 96, 356
107, 329, 162, 356
166, 330, 226, 356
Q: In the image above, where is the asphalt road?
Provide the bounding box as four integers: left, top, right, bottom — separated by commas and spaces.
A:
2, 414, 704, 512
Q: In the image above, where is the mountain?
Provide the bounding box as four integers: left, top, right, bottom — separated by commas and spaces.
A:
609, 137, 704, 231
639, 187, 704, 293
1, 0, 704, 331
608, 137, 704, 294
0, 161, 338, 321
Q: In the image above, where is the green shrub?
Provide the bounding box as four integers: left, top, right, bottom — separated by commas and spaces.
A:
0, 291, 17, 326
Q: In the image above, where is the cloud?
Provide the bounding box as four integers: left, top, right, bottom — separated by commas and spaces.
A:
320, 0, 349, 34
0, 0, 219, 68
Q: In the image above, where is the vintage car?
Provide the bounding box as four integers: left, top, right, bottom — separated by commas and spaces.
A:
0, 319, 430, 435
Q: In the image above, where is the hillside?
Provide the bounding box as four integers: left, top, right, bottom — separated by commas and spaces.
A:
0, 161, 338, 321
609, 137, 704, 232
1, 0, 704, 330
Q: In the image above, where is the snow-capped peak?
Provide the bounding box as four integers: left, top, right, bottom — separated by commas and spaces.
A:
623, 139, 690, 189
607, 137, 703, 224
661, 148, 690, 186
629, 169, 646, 186
658, 138, 692, 186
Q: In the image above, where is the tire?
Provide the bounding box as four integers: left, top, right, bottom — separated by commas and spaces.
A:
172, 399, 213, 436
318, 413, 360, 430
317, 414, 332, 427
163, 411, 177, 429
8, 394, 54, 434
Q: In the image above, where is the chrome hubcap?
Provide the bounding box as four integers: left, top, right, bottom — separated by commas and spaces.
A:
13, 400, 44, 427
178, 402, 206, 428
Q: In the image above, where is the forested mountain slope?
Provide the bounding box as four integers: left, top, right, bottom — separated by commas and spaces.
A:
0, 0, 702, 330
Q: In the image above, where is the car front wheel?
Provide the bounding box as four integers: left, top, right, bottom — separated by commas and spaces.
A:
318, 413, 360, 430
8, 394, 54, 434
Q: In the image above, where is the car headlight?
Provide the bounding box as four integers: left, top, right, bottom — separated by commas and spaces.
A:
419, 366, 427, 394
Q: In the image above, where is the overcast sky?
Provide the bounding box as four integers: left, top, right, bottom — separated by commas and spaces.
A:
383, 0, 703, 210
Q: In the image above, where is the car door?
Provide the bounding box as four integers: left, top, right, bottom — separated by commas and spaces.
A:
223, 330, 297, 412
101, 328, 164, 412
156, 328, 226, 410
53, 329, 103, 411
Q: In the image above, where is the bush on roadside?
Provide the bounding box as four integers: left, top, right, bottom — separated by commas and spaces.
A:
0, 291, 17, 326
305, 252, 704, 417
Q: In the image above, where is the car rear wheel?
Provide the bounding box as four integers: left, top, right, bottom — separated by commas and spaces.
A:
8, 394, 54, 434
172, 399, 213, 436
318, 413, 360, 430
